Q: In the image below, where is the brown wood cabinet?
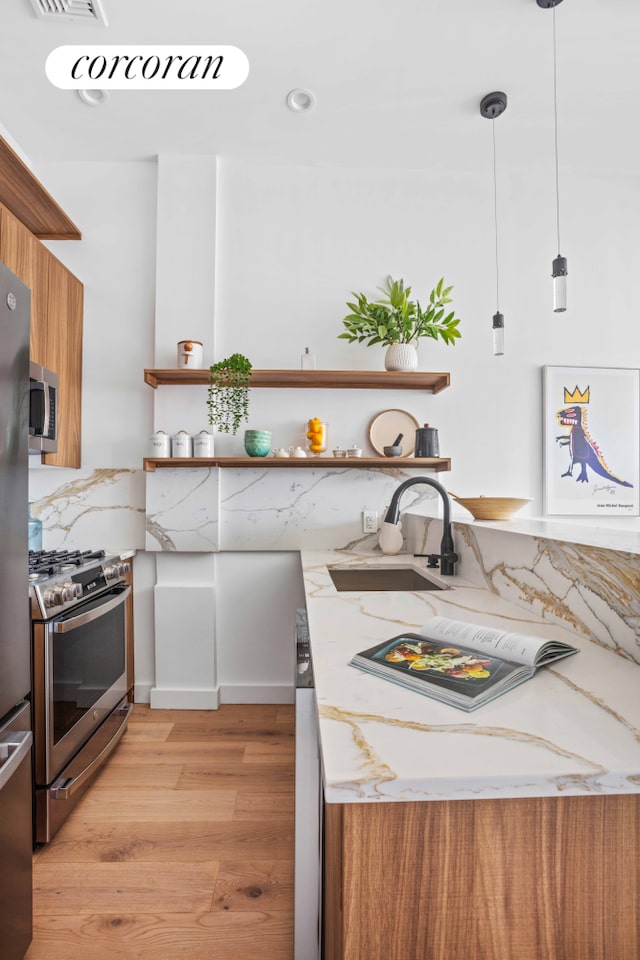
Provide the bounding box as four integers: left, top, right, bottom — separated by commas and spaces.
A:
324, 794, 640, 960
0, 202, 83, 467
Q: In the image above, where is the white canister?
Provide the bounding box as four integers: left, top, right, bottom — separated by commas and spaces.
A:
193, 430, 214, 457
172, 430, 193, 457
177, 340, 204, 369
150, 430, 171, 458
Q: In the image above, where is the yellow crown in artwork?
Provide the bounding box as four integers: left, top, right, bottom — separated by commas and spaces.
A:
564, 385, 590, 404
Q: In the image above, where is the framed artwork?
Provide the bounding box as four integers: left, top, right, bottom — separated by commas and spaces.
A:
543, 366, 639, 517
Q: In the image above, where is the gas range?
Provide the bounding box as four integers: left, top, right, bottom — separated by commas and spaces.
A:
29, 549, 130, 620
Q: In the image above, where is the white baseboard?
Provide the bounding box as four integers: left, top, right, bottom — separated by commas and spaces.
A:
219, 683, 294, 705
149, 687, 221, 710
133, 682, 153, 704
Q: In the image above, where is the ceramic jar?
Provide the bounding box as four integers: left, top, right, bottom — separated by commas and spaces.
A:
193, 430, 214, 457
177, 340, 204, 368
244, 429, 271, 457
272, 448, 290, 458
172, 430, 193, 457
289, 446, 307, 458
151, 430, 171, 457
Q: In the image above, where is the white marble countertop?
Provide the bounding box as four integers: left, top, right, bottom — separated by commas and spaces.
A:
407, 508, 640, 555
301, 549, 640, 804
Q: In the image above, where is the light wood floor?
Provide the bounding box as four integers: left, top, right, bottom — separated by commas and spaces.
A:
25, 703, 295, 960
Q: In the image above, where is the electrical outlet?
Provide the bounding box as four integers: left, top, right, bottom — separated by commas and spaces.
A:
362, 509, 378, 534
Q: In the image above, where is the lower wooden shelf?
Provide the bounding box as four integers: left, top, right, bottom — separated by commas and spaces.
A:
143, 456, 451, 473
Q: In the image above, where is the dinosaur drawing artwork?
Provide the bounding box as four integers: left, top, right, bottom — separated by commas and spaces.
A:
555, 403, 633, 487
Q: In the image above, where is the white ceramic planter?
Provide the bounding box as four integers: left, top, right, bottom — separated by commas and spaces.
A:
384, 343, 418, 371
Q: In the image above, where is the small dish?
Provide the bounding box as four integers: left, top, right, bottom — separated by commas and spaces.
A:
347, 446, 362, 458
369, 409, 419, 457
333, 447, 347, 458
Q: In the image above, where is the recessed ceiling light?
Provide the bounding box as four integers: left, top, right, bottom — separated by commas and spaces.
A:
77, 88, 110, 107
286, 88, 315, 112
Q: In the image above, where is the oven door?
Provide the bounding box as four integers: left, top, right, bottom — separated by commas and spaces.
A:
33, 584, 130, 786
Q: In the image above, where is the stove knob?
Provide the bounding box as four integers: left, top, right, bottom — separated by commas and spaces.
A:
121, 561, 131, 576
73, 583, 83, 599
44, 588, 63, 608
104, 565, 117, 580
61, 582, 76, 602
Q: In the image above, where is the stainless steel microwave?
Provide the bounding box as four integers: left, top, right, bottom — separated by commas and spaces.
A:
29, 362, 58, 453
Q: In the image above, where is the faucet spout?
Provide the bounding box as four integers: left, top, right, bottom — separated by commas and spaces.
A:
383, 476, 457, 575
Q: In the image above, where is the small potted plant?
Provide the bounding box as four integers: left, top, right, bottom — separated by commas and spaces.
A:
338, 275, 461, 370
207, 353, 252, 435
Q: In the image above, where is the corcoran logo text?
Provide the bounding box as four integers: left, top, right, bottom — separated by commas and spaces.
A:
46, 45, 249, 90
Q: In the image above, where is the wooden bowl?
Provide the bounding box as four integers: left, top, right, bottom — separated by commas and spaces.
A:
449, 495, 532, 521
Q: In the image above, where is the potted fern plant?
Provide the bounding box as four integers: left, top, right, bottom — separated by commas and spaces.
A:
339, 275, 461, 370
207, 353, 252, 435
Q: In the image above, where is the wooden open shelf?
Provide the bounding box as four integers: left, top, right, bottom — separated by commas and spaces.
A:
144, 368, 450, 392
0, 136, 81, 240
143, 456, 451, 473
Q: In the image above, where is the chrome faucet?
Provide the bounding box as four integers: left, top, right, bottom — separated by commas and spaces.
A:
382, 477, 458, 575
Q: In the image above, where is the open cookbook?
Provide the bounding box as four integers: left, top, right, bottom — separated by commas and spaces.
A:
349, 616, 579, 712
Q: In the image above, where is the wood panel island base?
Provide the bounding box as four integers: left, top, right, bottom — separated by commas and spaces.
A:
324, 794, 640, 960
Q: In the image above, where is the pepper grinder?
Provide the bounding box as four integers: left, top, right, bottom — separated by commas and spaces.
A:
415, 423, 439, 458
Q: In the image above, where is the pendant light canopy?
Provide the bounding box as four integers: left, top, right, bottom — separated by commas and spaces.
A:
537, 0, 567, 312
480, 91, 508, 356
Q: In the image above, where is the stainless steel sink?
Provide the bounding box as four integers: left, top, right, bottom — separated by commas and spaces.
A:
328, 565, 450, 592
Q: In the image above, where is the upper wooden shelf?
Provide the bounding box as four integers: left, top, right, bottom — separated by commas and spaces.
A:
144, 368, 450, 392
0, 136, 81, 240
144, 456, 451, 472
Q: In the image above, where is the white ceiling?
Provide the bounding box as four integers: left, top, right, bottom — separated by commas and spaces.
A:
0, 0, 638, 176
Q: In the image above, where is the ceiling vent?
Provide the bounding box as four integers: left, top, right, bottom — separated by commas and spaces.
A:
29, 0, 108, 25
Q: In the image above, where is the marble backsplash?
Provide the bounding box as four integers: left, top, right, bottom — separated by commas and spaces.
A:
404, 511, 640, 667
29, 464, 639, 672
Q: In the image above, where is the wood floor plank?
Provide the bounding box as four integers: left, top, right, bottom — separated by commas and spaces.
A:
176, 762, 294, 791
36, 821, 294, 864
33, 862, 220, 915
211, 860, 294, 913
26, 911, 293, 960
233, 791, 295, 821
124, 722, 174, 742
66, 788, 237, 823
92, 762, 183, 789
243, 740, 296, 764
103, 740, 247, 765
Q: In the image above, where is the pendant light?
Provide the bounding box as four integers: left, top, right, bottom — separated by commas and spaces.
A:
480, 91, 508, 356
537, 0, 567, 312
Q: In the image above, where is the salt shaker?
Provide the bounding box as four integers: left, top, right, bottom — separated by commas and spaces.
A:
172, 430, 193, 457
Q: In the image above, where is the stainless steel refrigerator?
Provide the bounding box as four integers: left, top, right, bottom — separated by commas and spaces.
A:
0, 261, 33, 958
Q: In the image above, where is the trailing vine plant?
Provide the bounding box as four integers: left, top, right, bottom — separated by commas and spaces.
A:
207, 353, 253, 435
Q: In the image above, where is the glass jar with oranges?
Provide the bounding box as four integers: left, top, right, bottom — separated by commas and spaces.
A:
306, 418, 328, 455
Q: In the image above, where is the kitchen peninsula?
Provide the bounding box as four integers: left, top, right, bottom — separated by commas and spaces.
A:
301, 545, 640, 960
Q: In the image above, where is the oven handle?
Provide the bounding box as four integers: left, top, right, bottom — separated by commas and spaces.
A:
50, 701, 132, 800
53, 585, 131, 633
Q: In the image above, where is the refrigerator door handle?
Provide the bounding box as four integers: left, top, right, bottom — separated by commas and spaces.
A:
0, 731, 33, 792
50, 702, 131, 799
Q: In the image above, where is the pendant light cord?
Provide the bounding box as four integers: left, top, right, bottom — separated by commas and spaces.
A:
492, 118, 500, 312
553, 3, 561, 256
